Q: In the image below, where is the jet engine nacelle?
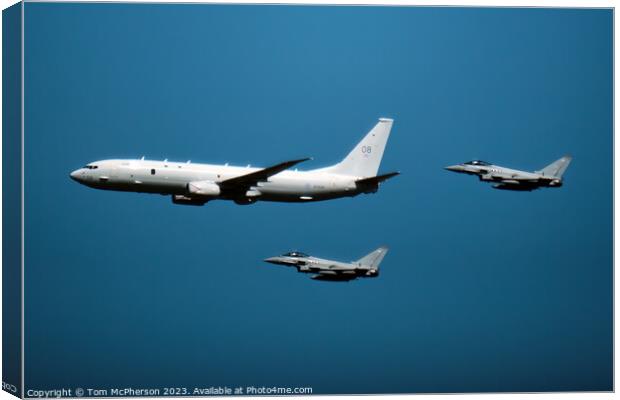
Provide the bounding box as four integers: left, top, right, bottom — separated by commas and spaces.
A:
188, 181, 221, 196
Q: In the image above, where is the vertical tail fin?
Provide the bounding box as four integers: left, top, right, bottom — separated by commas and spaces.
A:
355, 246, 389, 270
536, 155, 572, 178
326, 118, 394, 177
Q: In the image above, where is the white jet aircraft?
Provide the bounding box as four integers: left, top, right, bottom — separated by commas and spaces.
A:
70, 118, 399, 205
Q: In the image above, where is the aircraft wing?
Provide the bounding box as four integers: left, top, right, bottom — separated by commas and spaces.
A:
311, 269, 358, 281
312, 264, 355, 273
482, 172, 546, 189
219, 158, 311, 191
482, 172, 543, 183
498, 177, 547, 184
493, 179, 545, 191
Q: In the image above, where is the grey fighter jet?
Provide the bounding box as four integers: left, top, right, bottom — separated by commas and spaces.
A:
264, 247, 388, 281
445, 156, 572, 191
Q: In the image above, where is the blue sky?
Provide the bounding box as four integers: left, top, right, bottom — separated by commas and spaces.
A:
23, 4, 611, 393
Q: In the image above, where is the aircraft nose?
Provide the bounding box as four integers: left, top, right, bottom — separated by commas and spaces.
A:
444, 165, 463, 172
70, 169, 82, 182
264, 257, 289, 266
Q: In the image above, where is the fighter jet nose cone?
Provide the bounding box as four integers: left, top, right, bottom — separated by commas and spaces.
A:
444, 165, 461, 172
264, 257, 291, 266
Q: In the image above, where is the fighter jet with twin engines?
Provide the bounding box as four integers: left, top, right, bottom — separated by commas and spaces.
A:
70, 118, 398, 205
444, 156, 572, 191
264, 247, 388, 281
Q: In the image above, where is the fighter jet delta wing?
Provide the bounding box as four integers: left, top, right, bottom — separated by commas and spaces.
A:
311, 270, 359, 281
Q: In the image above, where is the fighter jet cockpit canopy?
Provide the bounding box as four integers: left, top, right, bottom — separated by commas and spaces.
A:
283, 251, 309, 258
464, 160, 491, 166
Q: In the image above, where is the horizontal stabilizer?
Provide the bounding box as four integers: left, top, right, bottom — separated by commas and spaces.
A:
220, 158, 311, 190
356, 171, 400, 186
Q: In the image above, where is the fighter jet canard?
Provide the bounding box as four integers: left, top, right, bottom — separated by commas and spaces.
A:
444, 156, 572, 191
264, 247, 389, 281
70, 118, 399, 205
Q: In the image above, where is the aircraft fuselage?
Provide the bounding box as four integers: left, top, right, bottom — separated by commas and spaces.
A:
70, 159, 365, 204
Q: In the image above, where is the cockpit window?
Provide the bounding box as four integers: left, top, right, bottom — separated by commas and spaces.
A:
283, 251, 309, 258
464, 160, 491, 166
83, 165, 99, 169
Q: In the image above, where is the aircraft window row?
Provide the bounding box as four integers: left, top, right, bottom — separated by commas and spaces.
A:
465, 160, 491, 166
284, 252, 309, 257
84, 165, 99, 169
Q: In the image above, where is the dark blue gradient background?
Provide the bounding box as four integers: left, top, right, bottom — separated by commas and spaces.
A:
24, 4, 612, 394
